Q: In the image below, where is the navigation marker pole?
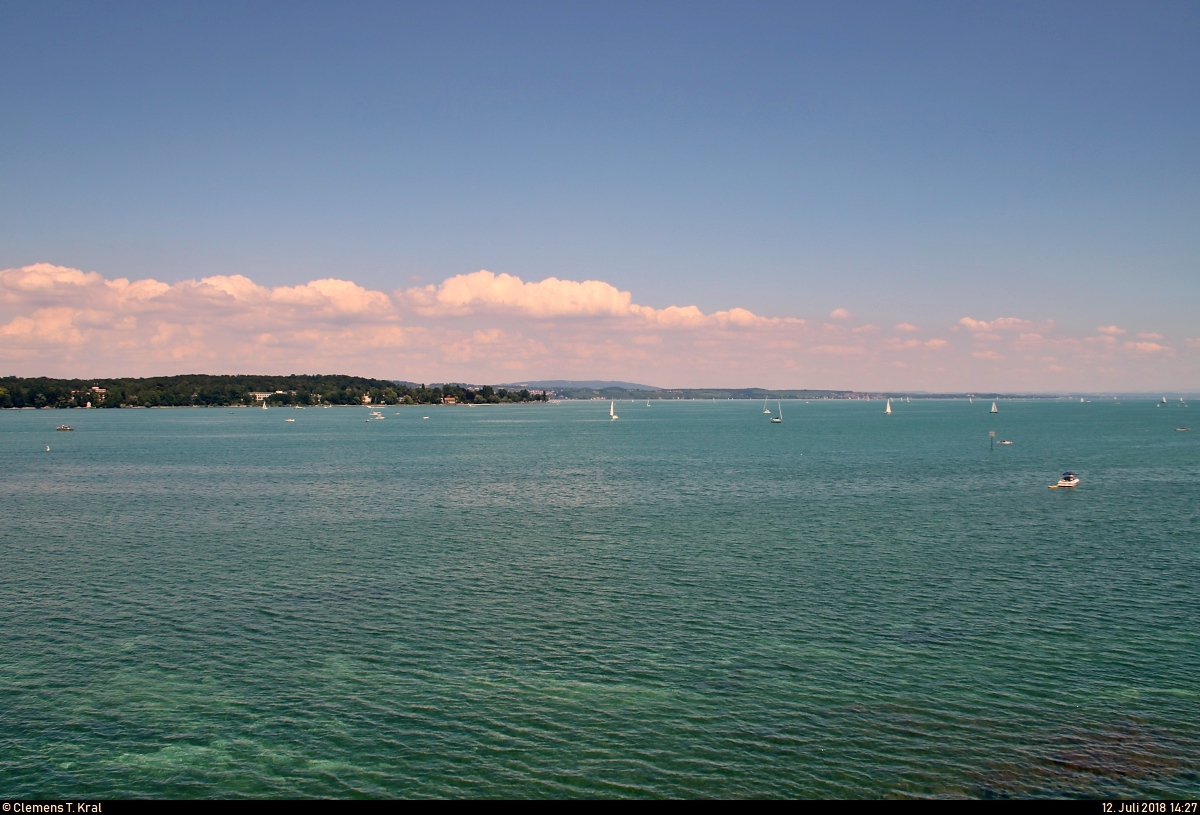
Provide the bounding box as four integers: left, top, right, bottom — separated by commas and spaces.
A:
990, 431, 995, 451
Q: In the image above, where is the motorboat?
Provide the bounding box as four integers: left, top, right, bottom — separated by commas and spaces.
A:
1049, 471, 1080, 489
284, 418, 296, 423
997, 439, 1013, 445
56, 424, 73, 431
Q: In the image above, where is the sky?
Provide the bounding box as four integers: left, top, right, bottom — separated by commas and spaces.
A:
2, 1, 1198, 390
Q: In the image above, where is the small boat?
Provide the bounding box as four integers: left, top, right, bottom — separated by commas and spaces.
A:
884, 398, 892, 415
771, 401, 782, 423
610, 400, 618, 421
990, 401, 999, 414
646, 399, 651, 407
762, 399, 771, 415
56, 424, 73, 431
997, 439, 1013, 445
262, 402, 268, 410
285, 418, 295, 423
1177, 427, 1190, 432
45, 445, 50, 452
422, 416, 429, 420
1049, 471, 1080, 489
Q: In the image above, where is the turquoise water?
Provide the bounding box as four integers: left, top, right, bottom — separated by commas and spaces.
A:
2, 399, 1197, 798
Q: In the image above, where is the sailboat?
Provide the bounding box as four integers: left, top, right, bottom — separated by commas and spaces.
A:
610, 400, 618, 421
990, 401, 999, 414
762, 398, 771, 415
969, 396, 974, 404
262, 401, 268, 410
771, 401, 782, 423
885, 398, 893, 415
646, 398, 650, 407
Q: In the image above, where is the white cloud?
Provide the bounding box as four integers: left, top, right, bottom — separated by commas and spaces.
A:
1125, 341, 1171, 354
2, 263, 1194, 391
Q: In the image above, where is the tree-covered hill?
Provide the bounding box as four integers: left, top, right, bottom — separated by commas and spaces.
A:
0, 375, 547, 408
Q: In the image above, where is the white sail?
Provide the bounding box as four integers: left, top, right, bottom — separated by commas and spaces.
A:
990, 401, 998, 414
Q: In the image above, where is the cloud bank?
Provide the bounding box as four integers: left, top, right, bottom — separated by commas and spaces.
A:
2, 263, 1195, 390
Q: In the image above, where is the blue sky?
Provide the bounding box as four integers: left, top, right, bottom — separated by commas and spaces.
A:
2, 1, 1198, 387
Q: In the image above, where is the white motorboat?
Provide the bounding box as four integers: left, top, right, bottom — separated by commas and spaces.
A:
1049, 471, 1080, 489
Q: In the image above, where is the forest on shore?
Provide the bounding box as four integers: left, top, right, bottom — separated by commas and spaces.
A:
0, 375, 548, 409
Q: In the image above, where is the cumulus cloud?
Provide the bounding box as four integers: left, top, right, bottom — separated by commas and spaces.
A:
403, 270, 633, 317
958, 316, 1046, 333
1125, 341, 1171, 354
1, 263, 1194, 390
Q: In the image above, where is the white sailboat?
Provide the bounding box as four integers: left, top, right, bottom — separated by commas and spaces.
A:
762, 398, 771, 414
990, 401, 999, 414
610, 400, 618, 421
771, 401, 782, 423
885, 398, 892, 415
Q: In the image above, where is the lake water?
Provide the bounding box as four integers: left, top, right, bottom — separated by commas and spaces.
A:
2, 399, 1197, 798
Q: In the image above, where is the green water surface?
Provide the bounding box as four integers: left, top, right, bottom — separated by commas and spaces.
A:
2, 399, 1197, 797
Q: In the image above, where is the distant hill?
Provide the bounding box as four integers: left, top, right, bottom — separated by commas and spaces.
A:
499, 380, 661, 391
0, 374, 547, 408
